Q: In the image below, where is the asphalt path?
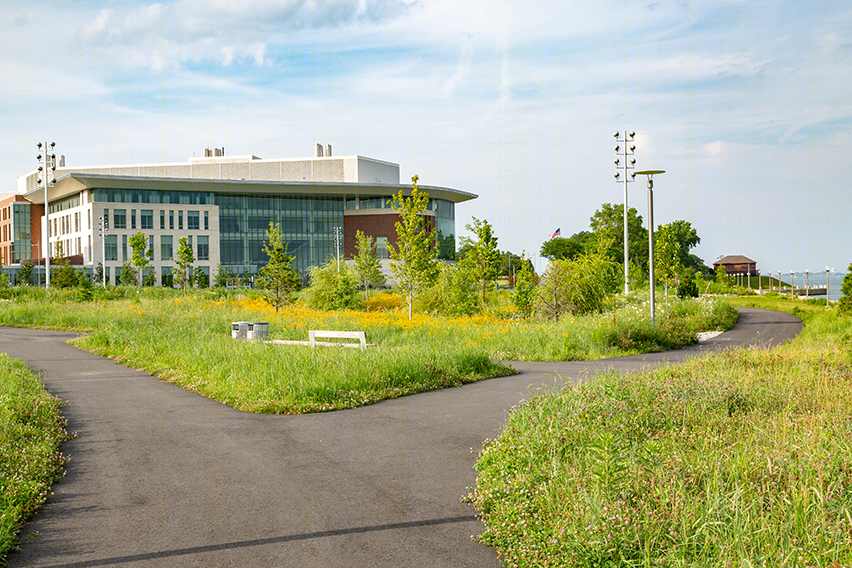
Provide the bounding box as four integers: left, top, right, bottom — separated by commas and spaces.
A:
2, 307, 802, 567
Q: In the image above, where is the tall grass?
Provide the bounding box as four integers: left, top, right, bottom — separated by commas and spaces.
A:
0, 290, 736, 413
0, 354, 69, 560
467, 310, 852, 567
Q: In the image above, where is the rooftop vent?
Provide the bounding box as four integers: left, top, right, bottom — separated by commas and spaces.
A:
204, 147, 225, 157
315, 143, 332, 157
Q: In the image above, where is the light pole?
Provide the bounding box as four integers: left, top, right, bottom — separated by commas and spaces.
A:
826, 268, 830, 306
636, 170, 665, 323
36, 142, 57, 288
805, 270, 809, 300
790, 271, 795, 299
333, 226, 343, 273
613, 131, 636, 294
758, 269, 761, 294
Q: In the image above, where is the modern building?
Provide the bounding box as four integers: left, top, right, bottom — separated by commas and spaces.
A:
713, 255, 757, 276
0, 195, 43, 267
15, 146, 475, 285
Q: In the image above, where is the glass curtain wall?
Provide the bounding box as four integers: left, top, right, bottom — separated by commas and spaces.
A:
217, 194, 343, 276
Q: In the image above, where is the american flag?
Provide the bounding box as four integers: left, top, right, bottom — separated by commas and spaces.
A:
549, 228, 561, 240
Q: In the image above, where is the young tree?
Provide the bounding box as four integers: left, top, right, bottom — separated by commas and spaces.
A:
213, 263, 233, 288
537, 253, 620, 321
512, 254, 537, 317
458, 217, 501, 303
94, 262, 105, 287
171, 237, 195, 294
540, 235, 588, 261
387, 175, 440, 319
128, 231, 151, 292
353, 230, 385, 299
119, 260, 137, 286
258, 222, 300, 311
18, 260, 34, 287
654, 224, 682, 311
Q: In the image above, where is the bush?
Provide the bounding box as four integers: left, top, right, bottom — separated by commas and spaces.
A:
303, 259, 361, 310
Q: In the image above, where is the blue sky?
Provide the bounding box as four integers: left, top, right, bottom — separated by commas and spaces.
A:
1, 0, 850, 274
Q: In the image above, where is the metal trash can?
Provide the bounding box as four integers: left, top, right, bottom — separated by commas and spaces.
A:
231, 321, 249, 340
246, 322, 269, 341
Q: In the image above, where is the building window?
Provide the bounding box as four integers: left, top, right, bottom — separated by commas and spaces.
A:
148, 235, 154, 259
376, 237, 389, 259
105, 235, 118, 261
178, 210, 183, 230
75, 211, 80, 232
197, 236, 209, 261
160, 235, 173, 261
169, 211, 174, 230
204, 211, 209, 230
131, 209, 137, 230
114, 209, 126, 229
187, 210, 199, 230
160, 210, 165, 230
122, 235, 128, 261
141, 210, 154, 230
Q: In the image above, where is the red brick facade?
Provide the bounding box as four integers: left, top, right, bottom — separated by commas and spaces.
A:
343, 212, 436, 259
0, 195, 43, 265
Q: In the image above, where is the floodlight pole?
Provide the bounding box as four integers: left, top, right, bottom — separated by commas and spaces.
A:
636, 170, 665, 324
613, 131, 636, 294
36, 141, 57, 288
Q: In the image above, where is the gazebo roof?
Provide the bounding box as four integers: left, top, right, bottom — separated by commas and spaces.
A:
714, 255, 756, 266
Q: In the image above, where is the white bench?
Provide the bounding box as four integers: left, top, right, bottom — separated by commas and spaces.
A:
308, 330, 369, 350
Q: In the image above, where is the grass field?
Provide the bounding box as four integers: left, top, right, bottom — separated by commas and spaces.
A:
0, 289, 736, 413
467, 300, 852, 567
0, 354, 69, 560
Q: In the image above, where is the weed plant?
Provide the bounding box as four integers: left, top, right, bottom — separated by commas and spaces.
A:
468, 310, 852, 567
0, 355, 69, 559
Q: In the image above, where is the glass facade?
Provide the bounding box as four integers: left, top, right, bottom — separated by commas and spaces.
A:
217, 194, 343, 275
92, 188, 214, 205
11, 203, 32, 264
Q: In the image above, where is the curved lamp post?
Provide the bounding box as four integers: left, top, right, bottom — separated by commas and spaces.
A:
636, 170, 665, 323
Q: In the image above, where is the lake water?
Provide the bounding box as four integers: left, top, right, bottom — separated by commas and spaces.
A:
753, 271, 847, 302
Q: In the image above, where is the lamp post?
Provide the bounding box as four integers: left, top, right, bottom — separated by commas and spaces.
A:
333, 226, 343, 273
613, 131, 636, 294
826, 268, 830, 306
790, 271, 795, 299
635, 170, 665, 323
804, 270, 809, 300
758, 269, 761, 293
36, 142, 57, 288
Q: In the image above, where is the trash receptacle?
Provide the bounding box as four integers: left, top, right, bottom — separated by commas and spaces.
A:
247, 322, 269, 341
231, 321, 249, 339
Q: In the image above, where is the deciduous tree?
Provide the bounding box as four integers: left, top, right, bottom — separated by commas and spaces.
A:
458, 217, 501, 302
353, 230, 385, 299
388, 175, 439, 319
172, 237, 195, 294
129, 231, 151, 292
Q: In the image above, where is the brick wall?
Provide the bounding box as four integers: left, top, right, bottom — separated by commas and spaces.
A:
343, 213, 436, 259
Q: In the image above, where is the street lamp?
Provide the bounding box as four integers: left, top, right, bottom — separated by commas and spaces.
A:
613, 131, 636, 294
805, 270, 809, 300
36, 142, 58, 288
635, 170, 665, 323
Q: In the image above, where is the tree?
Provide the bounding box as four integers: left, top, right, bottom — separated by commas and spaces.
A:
258, 222, 300, 311
119, 260, 137, 286
94, 262, 105, 287
51, 256, 80, 289
537, 253, 620, 321
540, 234, 590, 261
129, 231, 151, 292
458, 217, 501, 302
171, 237, 195, 294
18, 261, 34, 287
839, 263, 852, 315
654, 224, 682, 313
353, 230, 385, 298
512, 254, 537, 317
589, 203, 648, 269
387, 175, 440, 319
304, 258, 361, 310
213, 263, 233, 288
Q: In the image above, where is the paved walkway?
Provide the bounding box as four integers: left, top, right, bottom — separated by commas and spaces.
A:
2, 308, 802, 567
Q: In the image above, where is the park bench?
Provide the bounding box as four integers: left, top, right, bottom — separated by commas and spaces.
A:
266, 330, 373, 350
308, 330, 370, 350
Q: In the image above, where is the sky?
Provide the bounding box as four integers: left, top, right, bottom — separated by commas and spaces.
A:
1, 0, 850, 275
